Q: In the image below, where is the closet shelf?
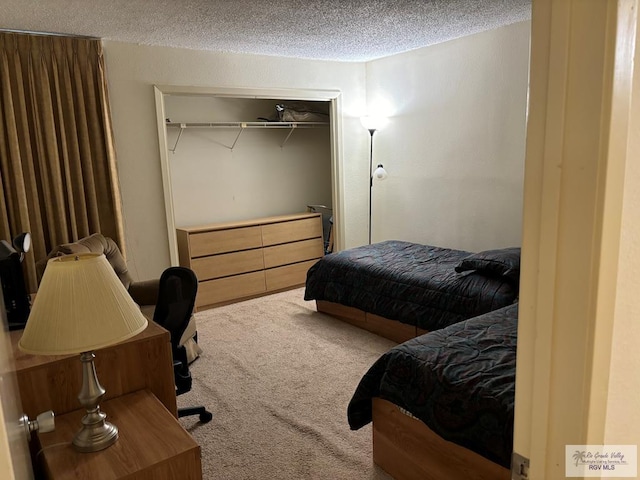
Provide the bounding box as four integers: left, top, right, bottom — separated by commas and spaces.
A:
166, 121, 329, 151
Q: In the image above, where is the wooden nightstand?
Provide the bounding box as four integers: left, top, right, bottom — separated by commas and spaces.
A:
36, 389, 202, 480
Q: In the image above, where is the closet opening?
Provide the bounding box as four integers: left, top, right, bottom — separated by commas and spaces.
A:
154, 85, 343, 266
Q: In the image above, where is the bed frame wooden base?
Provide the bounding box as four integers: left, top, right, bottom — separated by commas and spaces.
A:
372, 398, 510, 480
315, 300, 428, 343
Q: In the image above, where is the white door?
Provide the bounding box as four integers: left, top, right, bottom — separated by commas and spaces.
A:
0, 311, 34, 479
513, 0, 637, 478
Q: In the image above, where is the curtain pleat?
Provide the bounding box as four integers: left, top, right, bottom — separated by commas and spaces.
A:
0, 32, 125, 292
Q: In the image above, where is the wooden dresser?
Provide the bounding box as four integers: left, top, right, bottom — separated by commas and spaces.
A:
11, 321, 177, 419
177, 213, 324, 310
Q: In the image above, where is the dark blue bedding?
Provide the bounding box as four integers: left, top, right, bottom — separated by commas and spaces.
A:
347, 303, 518, 468
304, 240, 518, 331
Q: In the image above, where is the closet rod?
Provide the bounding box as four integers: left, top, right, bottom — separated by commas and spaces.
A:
165, 121, 327, 128
166, 121, 328, 152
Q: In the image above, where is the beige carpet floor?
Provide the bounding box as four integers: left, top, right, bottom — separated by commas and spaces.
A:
177, 287, 396, 480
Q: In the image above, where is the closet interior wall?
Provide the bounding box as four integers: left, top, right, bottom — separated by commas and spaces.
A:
164, 95, 333, 229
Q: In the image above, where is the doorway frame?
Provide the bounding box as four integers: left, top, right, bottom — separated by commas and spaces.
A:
514, 1, 636, 477
153, 85, 343, 265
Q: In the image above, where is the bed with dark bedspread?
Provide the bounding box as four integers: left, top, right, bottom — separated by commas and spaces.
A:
304, 240, 518, 331
347, 302, 518, 468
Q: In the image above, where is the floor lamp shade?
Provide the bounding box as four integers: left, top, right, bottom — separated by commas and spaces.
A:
19, 253, 148, 355
360, 115, 389, 132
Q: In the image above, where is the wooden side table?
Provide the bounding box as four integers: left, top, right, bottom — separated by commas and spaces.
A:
37, 389, 202, 480
11, 321, 177, 419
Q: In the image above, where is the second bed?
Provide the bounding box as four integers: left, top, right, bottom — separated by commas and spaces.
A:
348, 302, 519, 479
304, 240, 520, 341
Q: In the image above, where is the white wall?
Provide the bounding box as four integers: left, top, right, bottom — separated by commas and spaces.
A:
164, 96, 332, 228
365, 21, 530, 251
103, 43, 366, 280
103, 21, 530, 281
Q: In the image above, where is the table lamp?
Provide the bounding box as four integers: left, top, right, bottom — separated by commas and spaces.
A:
19, 253, 148, 452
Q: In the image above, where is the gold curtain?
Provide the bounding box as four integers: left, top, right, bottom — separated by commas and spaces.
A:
0, 32, 125, 292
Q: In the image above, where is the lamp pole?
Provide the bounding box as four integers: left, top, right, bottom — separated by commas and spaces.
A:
368, 128, 376, 245
361, 115, 388, 245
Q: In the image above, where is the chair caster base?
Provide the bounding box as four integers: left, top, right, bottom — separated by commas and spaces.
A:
199, 411, 213, 423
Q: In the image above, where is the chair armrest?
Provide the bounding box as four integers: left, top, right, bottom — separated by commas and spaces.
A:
128, 278, 160, 306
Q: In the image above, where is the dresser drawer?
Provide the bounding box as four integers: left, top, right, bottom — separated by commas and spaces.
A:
191, 249, 264, 281
189, 226, 262, 257
197, 271, 266, 307
261, 217, 322, 246
265, 259, 319, 291
263, 238, 324, 269
178, 213, 324, 309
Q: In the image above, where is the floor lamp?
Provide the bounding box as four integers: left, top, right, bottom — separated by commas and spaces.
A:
361, 116, 388, 244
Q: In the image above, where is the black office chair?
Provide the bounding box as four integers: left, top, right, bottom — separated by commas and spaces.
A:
306, 204, 333, 254
153, 266, 213, 423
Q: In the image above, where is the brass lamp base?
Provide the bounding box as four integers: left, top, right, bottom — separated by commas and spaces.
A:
72, 409, 119, 452
73, 351, 119, 453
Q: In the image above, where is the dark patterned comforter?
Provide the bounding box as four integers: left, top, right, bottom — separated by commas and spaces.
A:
304, 240, 518, 331
347, 303, 518, 468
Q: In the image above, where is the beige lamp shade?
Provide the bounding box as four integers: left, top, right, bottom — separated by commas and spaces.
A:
19, 253, 148, 355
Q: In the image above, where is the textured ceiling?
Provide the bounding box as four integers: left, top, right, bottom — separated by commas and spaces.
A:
1, 0, 531, 62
